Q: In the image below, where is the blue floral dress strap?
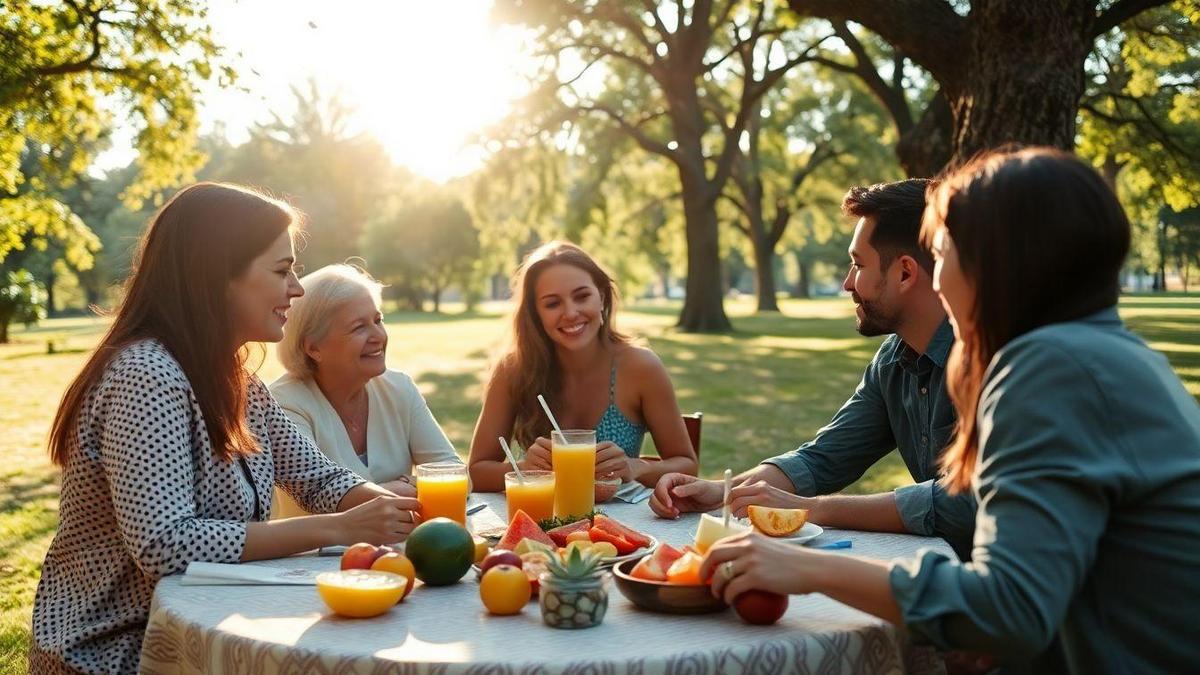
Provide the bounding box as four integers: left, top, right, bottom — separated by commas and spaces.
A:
594, 360, 647, 458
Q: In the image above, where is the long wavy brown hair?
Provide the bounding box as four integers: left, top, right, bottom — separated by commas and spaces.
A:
48, 182, 300, 466
501, 241, 632, 450
921, 148, 1130, 493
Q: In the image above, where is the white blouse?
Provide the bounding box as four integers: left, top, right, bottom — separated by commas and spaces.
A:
30, 340, 364, 673
268, 369, 460, 517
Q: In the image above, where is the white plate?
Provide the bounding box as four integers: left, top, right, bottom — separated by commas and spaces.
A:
737, 519, 823, 545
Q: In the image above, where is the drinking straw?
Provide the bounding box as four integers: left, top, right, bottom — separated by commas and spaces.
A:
815, 540, 852, 550
722, 469, 733, 529
537, 394, 565, 437
498, 437, 524, 485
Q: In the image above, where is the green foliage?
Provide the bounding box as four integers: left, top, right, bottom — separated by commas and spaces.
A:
0, 270, 48, 342
0, 0, 227, 263
202, 80, 402, 271
362, 188, 481, 312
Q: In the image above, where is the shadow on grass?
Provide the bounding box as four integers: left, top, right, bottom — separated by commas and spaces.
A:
0, 471, 59, 564
4, 348, 89, 361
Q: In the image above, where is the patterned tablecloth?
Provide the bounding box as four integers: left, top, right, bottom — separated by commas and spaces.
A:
140, 493, 950, 675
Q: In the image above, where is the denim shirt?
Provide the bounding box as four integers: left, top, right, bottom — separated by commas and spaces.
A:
763, 320, 977, 558
889, 307, 1200, 671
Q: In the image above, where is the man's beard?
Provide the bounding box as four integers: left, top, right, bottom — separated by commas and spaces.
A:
853, 293, 900, 337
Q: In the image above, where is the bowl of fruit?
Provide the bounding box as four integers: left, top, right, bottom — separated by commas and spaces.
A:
611, 545, 728, 614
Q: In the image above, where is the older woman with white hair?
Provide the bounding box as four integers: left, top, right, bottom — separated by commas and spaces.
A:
270, 264, 461, 517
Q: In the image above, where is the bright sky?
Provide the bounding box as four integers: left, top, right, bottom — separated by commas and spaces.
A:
102, 0, 533, 183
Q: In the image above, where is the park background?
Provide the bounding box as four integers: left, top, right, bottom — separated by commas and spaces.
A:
2, 1, 1198, 671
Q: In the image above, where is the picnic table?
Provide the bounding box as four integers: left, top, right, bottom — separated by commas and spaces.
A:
139, 492, 951, 674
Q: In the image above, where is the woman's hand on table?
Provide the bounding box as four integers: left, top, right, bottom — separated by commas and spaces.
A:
701, 531, 827, 603
594, 441, 633, 481
727, 481, 815, 518
335, 494, 421, 545
377, 478, 417, 498
522, 437, 554, 471
649, 473, 724, 518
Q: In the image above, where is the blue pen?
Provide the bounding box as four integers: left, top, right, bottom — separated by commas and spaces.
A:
814, 540, 852, 550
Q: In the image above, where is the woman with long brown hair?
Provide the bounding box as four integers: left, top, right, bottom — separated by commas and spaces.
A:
31, 183, 420, 674
698, 148, 1200, 671
468, 241, 697, 492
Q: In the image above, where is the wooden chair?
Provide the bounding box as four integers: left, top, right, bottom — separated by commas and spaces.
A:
682, 411, 703, 459
642, 412, 703, 461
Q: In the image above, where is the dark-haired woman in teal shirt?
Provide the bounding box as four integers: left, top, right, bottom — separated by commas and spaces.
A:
700, 148, 1200, 672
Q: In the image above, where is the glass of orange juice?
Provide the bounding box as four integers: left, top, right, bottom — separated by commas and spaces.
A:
504, 470, 555, 523
415, 462, 469, 525
551, 429, 596, 520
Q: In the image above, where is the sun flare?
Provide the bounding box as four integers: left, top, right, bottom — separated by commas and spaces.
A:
200, 0, 532, 183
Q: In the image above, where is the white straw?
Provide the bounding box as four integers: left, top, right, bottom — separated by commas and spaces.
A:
498, 437, 525, 485
722, 469, 733, 528
537, 394, 564, 437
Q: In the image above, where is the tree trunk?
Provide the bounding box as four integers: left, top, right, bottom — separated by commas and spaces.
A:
659, 267, 670, 299
44, 268, 58, 317
950, 4, 1093, 164
752, 239, 780, 312
675, 167, 732, 332
0, 313, 10, 344
794, 251, 811, 299
432, 286, 441, 313
896, 93, 953, 177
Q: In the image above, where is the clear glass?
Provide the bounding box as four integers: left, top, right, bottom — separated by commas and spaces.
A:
551, 429, 596, 519
504, 470, 555, 523
415, 461, 469, 525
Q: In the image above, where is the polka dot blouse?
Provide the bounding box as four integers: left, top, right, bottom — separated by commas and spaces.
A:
30, 340, 365, 673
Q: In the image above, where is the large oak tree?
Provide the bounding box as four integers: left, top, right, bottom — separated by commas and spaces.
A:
787, 0, 1178, 175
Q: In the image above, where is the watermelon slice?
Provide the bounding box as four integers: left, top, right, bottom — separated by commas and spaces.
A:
588, 527, 640, 555
496, 510, 555, 551
593, 514, 651, 548
546, 519, 593, 547
629, 543, 684, 581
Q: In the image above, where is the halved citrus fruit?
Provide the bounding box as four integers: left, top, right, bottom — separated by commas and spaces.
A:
746, 505, 808, 536
316, 570, 406, 618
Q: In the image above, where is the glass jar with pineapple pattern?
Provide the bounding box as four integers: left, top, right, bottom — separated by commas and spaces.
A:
538, 547, 609, 629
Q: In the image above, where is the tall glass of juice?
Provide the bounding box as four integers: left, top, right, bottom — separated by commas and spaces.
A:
504, 470, 555, 523
551, 429, 596, 520
415, 462, 469, 525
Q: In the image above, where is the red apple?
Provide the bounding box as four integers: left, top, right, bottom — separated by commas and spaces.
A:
340, 543, 385, 570
734, 590, 788, 625
478, 550, 523, 577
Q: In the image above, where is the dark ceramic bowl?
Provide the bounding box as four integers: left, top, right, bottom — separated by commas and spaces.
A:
611, 559, 729, 614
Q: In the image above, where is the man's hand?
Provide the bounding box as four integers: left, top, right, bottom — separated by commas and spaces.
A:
727, 481, 815, 518
649, 473, 724, 518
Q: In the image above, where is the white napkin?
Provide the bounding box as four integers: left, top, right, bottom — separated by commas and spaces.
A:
469, 505, 509, 539
181, 561, 319, 586
614, 481, 653, 504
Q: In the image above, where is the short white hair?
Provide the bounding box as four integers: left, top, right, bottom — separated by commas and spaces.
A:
277, 264, 384, 379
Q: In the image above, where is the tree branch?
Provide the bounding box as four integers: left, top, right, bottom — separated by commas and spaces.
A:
1092, 0, 1171, 38
787, 0, 967, 92
577, 104, 678, 162
37, 4, 105, 77
831, 22, 914, 132
720, 193, 753, 233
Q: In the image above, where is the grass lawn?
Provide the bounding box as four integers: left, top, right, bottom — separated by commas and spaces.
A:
1, 294, 1197, 672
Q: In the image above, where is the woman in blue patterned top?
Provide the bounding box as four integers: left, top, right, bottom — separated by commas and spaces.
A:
468, 241, 698, 491
698, 148, 1200, 672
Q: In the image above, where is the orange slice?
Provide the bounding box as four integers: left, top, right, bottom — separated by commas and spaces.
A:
746, 505, 808, 536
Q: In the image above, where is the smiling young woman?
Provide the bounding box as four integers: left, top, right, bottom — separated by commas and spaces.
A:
31, 183, 418, 674
467, 241, 698, 492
